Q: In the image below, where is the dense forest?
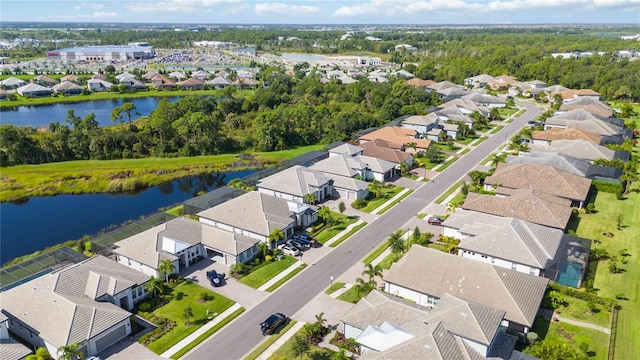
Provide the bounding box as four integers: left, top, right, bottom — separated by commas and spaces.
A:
0, 71, 438, 166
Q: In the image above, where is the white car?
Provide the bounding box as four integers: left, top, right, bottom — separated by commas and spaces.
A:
279, 244, 301, 257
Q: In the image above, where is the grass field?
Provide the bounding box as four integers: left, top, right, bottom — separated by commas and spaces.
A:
573, 190, 640, 360
144, 281, 235, 354
238, 257, 297, 289
531, 316, 609, 360
360, 186, 404, 212
0, 145, 324, 202
268, 328, 338, 360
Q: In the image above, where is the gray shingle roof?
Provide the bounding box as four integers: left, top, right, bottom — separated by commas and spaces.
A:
309, 153, 367, 177
462, 191, 572, 229
197, 191, 295, 237
53, 80, 83, 91
506, 152, 591, 177
0, 336, 32, 360
529, 139, 620, 161
329, 143, 364, 156
257, 165, 332, 197
485, 163, 592, 202
1, 259, 133, 348
385, 246, 549, 326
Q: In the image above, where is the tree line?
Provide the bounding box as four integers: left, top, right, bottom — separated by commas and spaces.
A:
0, 72, 438, 166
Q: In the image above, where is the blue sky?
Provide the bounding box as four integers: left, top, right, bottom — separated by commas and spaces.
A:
2, 0, 639, 24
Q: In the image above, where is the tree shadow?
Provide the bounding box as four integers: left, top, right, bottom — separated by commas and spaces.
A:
531, 315, 550, 340
175, 291, 185, 301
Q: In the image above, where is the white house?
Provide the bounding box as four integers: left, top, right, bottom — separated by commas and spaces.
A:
87, 78, 113, 92
257, 165, 334, 204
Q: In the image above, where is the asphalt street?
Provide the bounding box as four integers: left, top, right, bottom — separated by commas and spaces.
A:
185, 100, 541, 360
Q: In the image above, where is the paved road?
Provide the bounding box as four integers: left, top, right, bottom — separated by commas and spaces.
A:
185, 101, 541, 360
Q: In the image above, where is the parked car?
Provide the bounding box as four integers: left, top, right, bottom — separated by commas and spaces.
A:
207, 270, 226, 287
261, 313, 287, 335
287, 239, 307, 250
293, 233, 317, 248
278, 244, 301, 257
428, 216, 444, 225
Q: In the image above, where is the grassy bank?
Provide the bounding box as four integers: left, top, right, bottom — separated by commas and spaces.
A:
0, 88, 229, 108
0, 145, 324, 203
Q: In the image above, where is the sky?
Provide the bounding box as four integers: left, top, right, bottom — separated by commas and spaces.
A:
1, 0, 639, 25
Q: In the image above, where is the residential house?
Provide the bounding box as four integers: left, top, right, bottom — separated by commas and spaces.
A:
558, 89, 601, 102
544, 109, 631, 138
178, 78, 205, 90
191, 70, 211, 80
113, 216, 259, 270
0, 313, 32, 360
390, 69, 414, 79
115, 72, 136, 82
440, 98, 491, 118
461, 190, 573, 230
442, 123, 460, 138
531, 128, 602, 146
0, 255, 150, 358
359, 126, 430, 154
17, 83, 52, 97
461, 92, 506, 108
206, 77, 233, 89
0, 89, 7, 100
257, 165, 334, 204
442, 209, 591, 287
235, 77, 258, 89
509, 80, 546, 97
328, 143, 364, 157
0, 77, 26, 89
150, 75, 176, 90
87, 79, 113, 92
484, 163, 592, 207
53, 81, 84, 96
91, 74, 107, 81
167, 71, 187, 81
197, 191, 312, 244
401, 114, 440, 134
60, 74, 80, 83
529, 139, 630, 163
384, 246, 549, 332
308, 154, 371, 199
487, 75, 518, 91
426, 81, 468, 101
361, 140, 413, 175
32, 75, 57, 86
463, 73, 494, 88
405, 78, 435, 89
544, 85, 569, 97
118, 78, 147, 91
506, 152, 622, 183
142, 70, 160, 80
343, 290, 523, 360
559, 97, 613, 118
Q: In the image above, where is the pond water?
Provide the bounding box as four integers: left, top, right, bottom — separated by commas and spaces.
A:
0, 96, 180, 128
0, 169, 255, 265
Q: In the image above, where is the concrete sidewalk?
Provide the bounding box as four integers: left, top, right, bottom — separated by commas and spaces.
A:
371, 188, 412, 215
161, 303, 243, 358
324, 219, 365, 247
257, 260, 305, 291
252, 321, 306, 360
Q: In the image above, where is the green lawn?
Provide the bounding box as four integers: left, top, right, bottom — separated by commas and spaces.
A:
456, 137, 479, 145
362, 241, 390, 265
269, 328, 339, 360
489, 125, 505, 134
0, 145, 323, 203
530, 316, 609, 360
573, 190, 640, 360
497, 107, 519, 117
325, 282, 346, 295
329, 221, 367, 247
265, 263, 307, 292
376, 189, 413, 214
336, 286, 364, 304
238, 257, 297, 288
435, 157, 459, 172
311, 212, 358, 244
360, 186, 405, 212
435, 180, 463, 204
378, 252, 402, 270
556, 296, 612, 328
143, 281, 235, 354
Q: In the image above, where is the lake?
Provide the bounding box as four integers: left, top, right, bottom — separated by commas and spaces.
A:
0, 169, 255, 265
0, 96, 180, 128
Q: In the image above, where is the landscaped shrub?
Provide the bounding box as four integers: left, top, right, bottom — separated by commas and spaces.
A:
330, 332, 361, 355
138, 302, 152, 312
332, 224, 347, 231
547, 282, 619, 309
591, 181, 623, 195
138, 318, 176, 346
351, 198, 367, 209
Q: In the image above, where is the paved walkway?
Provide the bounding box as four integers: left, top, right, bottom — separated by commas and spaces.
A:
328, 283, 353, 298
539, 308, 611, 334
257, 260, 305, 291
160, 303, 243, 358
253, 321, 306, 360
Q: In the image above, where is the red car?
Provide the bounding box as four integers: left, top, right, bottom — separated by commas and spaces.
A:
428, 216, 444, 225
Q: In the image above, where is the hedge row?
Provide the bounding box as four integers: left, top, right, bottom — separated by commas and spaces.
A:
138, 314, 176, 345
592, 180, 623, 195
548, 282, 619, 309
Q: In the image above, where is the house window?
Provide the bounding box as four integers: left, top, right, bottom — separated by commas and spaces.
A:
511, 263, 517, 270
132, 291, 137, 300
530, 268, 536, 275
427, 296, 439, 307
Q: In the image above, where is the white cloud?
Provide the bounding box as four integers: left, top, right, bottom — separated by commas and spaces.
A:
126, 0, 240, 13
92, 11, 119, 18
333, 0, 640, 17
254, 2, 320, 15
73, 2, 104, 11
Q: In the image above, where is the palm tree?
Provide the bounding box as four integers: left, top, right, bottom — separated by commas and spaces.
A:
353, 277, 373, 298
268, 228, 285, 249
56, 342, 85, 360
489, 153, 507, 168
183, 306, 194, 325
317, 206, 331, 224
362, 263, 383, 288
405, 141, 417, 153
368, 180, 384, 199
158, 259, 175, 285
303, 193, 317, 205
314, 312, 327, 328
387, 230, 405, 255
144, 276, 164, 300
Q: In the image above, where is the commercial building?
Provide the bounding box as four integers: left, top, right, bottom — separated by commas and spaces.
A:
47, 44, 155, 62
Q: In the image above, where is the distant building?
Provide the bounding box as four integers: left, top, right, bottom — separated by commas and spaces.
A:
48, 45, 155, 62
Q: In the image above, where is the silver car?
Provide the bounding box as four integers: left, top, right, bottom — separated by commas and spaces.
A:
278, 244, 301, 257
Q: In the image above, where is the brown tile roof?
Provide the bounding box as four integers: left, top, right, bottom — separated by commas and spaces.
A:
359, 126, 430, 149
361, 140, 412, 164
179, 78, 205, 86
60, 74, 79, 82
559, 89, 600, 100
532, 128, 602, 144
406, 78, 436, 87
462, 191, 572, 229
